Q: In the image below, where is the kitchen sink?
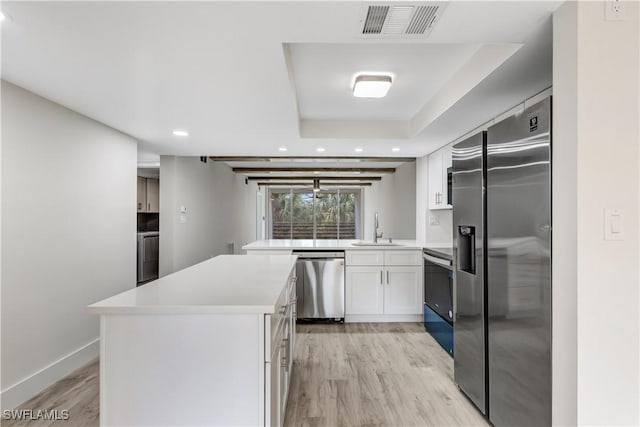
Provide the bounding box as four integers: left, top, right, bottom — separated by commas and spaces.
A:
351, 241, 404, 247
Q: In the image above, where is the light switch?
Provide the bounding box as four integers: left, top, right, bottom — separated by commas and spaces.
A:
429, 215, 439, 226
604, 208, 624, 241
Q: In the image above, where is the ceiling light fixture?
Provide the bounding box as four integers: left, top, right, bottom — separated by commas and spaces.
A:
278, 147, 288, 152
353, 75, 392, 98
316, 147, 326, 153
354, 147, 364, 153
0, 11, 5, 21
313, 179, 320, 193
172, 129, 189, 137
392, 147, 401, 152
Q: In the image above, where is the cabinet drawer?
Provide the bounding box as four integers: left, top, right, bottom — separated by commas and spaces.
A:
384, 250, 422, 266
345, 250, 384, 266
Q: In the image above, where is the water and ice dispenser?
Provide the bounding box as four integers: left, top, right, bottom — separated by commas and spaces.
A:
457, 226, 476, 274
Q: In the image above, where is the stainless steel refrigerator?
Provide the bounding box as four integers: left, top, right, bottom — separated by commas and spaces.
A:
452, 97, 551, 426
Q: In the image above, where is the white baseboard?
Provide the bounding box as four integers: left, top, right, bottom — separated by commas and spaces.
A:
1, 339, 100, 411
345, 314, 423, 323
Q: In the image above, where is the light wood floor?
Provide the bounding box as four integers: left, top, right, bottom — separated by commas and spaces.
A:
4, 323, 487, 427
2, 359, 99, 427
284, 323, 487, 427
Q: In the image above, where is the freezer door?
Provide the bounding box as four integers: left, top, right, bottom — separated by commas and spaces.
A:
452, 131, 486, 415
486, 97, 551, 426
298, 259, 345, 318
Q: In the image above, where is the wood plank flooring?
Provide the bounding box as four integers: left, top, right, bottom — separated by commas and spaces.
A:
3, 323, 487, 427
2, 359, 99, 427
284, 323, 488, 427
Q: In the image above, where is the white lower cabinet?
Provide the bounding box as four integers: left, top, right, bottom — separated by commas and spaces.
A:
384, 266, 422, 315
345, 250, 423, 320
345, 266, 384, 314
266, 274, 295, 427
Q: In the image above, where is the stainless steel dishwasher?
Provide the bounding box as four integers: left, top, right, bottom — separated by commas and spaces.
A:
293, 251, 345, 321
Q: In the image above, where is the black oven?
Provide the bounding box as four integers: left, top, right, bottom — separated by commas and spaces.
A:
423, 248, 454, 355
423, 250, 453, 323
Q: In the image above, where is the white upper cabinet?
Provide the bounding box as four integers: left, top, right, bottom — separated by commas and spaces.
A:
428, 143, 453, 210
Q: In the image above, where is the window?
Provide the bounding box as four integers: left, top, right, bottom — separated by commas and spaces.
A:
268, 188, 362, 240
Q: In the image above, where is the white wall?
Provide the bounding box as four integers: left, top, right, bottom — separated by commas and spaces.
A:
1, 81, 137, 409
159, 157, 257, 275
553, 2, 639, 425
363, 162, 416, 240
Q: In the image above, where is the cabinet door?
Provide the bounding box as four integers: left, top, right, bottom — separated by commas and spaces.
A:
345, 266, 384, 315
279, 322, 290, 418
441, 144, 453, 208
137, 177, 147, 212
146, 178, 159, 212
384, 266, 423, 315
428, 150, 443, 210
268, 345, 281, 427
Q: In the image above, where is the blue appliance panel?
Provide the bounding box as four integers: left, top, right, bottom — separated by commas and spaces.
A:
424, 304, 454, 356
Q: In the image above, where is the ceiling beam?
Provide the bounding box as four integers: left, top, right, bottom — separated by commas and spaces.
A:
232, 167, 395, 173
256, 182, 372, 187
210, 156, 415, 162
246, 176, 382, 181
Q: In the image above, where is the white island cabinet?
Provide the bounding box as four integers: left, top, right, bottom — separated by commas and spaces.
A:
89, 255, 297, 427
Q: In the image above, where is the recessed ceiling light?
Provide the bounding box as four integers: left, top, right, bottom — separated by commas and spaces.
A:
392, 147, 401, 152
172, 129, 189, 137
316, 147, 326, 153
313, 171, 321, 174
278, 147, 288, 152
354, 147, 364, 153
353, 75, 392, 98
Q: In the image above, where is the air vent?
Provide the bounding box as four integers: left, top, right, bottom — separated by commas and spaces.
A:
362, 5, 389, 34
360, 3, 445, 37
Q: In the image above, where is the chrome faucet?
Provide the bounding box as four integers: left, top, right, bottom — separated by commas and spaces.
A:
374, 212, 383, 243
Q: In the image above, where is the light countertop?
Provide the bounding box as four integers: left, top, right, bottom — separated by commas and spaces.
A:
89, 255, 297, 315
243, 239, 451, 251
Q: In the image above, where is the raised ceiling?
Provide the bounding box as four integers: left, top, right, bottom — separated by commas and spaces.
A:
288, 42, 482, 120
0, 1, 561, 160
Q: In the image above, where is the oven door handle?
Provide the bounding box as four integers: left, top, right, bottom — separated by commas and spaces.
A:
423, 253, 452, 268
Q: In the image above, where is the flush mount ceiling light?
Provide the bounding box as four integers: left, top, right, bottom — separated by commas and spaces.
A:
278, 147, 288, 152
172, 129, 189, 137
353, 75, 392, 98
354, 147, 364, 153
392, 147, 401, 152
316, 147, 326, 153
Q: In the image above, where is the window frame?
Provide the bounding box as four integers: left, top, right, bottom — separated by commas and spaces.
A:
266, 187, 363, 240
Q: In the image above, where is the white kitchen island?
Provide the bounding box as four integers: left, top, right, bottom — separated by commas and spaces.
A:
89, 254, 298, 427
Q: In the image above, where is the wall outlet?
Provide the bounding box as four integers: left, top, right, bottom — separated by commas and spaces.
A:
605, 0, 625, 21
429, 215, 440, 226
